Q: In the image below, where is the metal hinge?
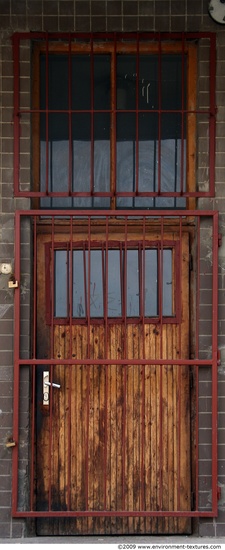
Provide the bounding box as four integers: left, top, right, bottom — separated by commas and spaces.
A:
191, 492, 195, 510
217, 486, 222, 501
218, 234, 222, 247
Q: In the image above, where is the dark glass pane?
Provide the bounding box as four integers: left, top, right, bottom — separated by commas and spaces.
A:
88, 251, 103, 317
40, 54, 69, 111
94, 55, 111, 110
163, 249, 172, 316
40, 113, 71, 207
127, 250, 139, 317
117, 55, 136, 110
144, 249, 158, 316
72, 113, 91, 196
94, 113, 110, 201
108, 250, 122, 317
138, 55, 158, 110
161, 55, 186, 110
73, 251, 86, 317
116, 113, 136, 207
54, 251, 67, 317
72, 55, 91, 110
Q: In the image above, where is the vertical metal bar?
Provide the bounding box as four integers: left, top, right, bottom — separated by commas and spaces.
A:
30, 215, 37, 510
12, 34, 20, 195
67, 215, 73, 511
111, 34, 117, 210
32, 216, 37, 359
104, 216, 109, 509
85, 216, 91, 510
177, 216, 183, 511
159, 215, 164, 510
195, 215, 200, 511
157, 34, 162, 196
47, 215, 55, 510
45, 34, 49, 197
122, 216, 128, 509
180, 33, 185, 197
211, 212, 218, 513
141, 216, 146, 510
90, 34, 94, 202
12, 211, 21, 514
135, 33, 140, 197
68, 34, 73, 199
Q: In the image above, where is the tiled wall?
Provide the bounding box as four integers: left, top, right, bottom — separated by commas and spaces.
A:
0, 0, 225, 539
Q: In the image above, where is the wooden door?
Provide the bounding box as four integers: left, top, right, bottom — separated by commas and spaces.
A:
35, 221, 191, 535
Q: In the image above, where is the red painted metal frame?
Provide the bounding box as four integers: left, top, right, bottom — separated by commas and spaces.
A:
11, 209, 218, 518
12, 32, 216, 199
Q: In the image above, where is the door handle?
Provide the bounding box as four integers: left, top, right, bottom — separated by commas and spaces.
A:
44, 381, 61, 388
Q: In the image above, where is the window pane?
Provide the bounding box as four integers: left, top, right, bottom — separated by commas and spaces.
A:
127, 250, 139, 317
72, 55, 91, 110
54, 251, 67, 317
163, 249, 173, 316
139, 55, 158, 110
94, 56, 111, 110
73, 250, 86, 318
161, 55, 186, 110
117, 55, 136, 110
108, 250, 121, 317
144, 250, 158, 316
88, 250, 103, 317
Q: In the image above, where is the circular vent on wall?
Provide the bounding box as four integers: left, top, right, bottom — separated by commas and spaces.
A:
208, 0, 225, 24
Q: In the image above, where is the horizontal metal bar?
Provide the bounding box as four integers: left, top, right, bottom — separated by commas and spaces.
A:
12, 509, 217, 518
16, 359, 215, 366
16, 209, 218, 218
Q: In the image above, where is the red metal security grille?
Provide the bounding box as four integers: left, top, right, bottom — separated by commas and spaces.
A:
12, 32, 216, 202
12, 210, 218, 519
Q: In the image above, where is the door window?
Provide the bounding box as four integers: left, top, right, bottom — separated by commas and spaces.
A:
49, 244, 175, 322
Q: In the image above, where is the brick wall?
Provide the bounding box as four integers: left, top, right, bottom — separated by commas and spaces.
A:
0, 0, 225, 539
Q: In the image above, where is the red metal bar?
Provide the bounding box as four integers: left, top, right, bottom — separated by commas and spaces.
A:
90, 34, 94, 200
11, 211, 21, 515
211, 211, 219, 514
68, 33, 73, 198
12, 509, 217, 518
157, 34, 162, 196
30, 216, 38, 510
195, 215, 200, 510
135, 33, 140, 197
180, 33, 185, 196
45, 34, 50, 197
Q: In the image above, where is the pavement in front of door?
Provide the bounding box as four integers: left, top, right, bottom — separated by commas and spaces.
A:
0, 535, 225, 545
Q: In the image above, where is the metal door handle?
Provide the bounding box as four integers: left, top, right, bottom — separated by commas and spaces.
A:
44, 381, 61, 388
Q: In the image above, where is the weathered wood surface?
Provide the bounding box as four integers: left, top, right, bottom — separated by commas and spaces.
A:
36, 231, 191, 534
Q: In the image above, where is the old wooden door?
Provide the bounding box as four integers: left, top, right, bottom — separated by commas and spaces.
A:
35, 219, 191, 535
